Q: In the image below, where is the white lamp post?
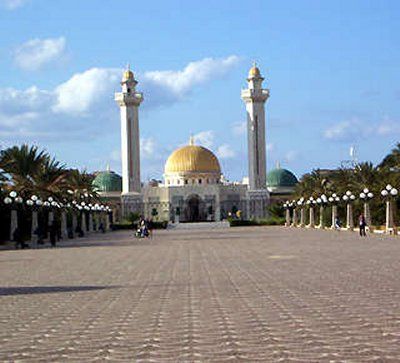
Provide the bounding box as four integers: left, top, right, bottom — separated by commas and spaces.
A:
105, 206, 111, 231
283, 202, 290, 227
26, 195, 43, 248
72, 201, 78, 237
317, 194, 328, 229
291, 201, 297, 227
342, 190, 356, 230
88, 204, 94, 233
4, 191, 23, 241
306, 197, 316, 228
359, 188, 374, 227
381, 184, 398, 234
297, 198, 305, 227
328, 193, 340, 229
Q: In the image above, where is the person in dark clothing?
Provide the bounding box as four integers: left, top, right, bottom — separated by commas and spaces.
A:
359, 214, 367, 237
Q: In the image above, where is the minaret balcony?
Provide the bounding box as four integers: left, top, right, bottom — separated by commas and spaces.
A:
114, 92, 143, 106
241, 88, 269, 103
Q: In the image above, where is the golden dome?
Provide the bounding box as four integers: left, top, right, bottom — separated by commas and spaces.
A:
122, 69, 134, 81
248, 65, 261, 78
165, 145, 221, 174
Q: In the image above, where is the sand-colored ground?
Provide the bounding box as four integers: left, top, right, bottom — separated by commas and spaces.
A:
0, 226, 399, 362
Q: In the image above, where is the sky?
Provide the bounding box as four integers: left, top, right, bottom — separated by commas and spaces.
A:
0, 0, 400, 182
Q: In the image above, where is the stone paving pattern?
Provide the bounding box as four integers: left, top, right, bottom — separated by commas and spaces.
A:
0, 227, 400, 362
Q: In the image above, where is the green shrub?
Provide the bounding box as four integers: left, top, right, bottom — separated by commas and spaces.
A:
229, 217, 285, 227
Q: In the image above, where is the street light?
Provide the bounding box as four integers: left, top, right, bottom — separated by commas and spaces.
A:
342, 190, 356, 230
297, 197, 305, 227
291, 200, 298, 227
306, 197, 316, 228
360, 188, 374, 227
328, 193, 341, 229
381, 184, 398, 234
3, 191, 23, 241
26, 195, 43, 248
283, 201, 290, 227
317, 194, 328, 229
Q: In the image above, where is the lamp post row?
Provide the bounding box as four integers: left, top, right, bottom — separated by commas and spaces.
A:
3, 190, 113, 247
283, 184, 398, 234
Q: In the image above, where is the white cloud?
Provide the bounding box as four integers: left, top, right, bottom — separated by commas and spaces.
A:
0, 0, 29, 9
53, 67, 120, 115
142, 55, 240, 104
0, 55, 240, 141
376, 117, 400, 136
284, 150, 299, 163
232, 121, 246, 136
0, 111, 39, 127
14, 37, 66, 71
324, 120, 354, 140
323, 117, 400, 141
193, 130, 215, 149
216, 144, 235, 159
140, 137, 156, 159
0, 86, 53, 114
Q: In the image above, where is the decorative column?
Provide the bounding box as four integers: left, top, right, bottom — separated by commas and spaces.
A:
306, 197, 315, 228
292, 206, 297, 227
61, 209, 68, 239
360, 188, 374, 228
381, 184, 398, 234
3, 191, 23, 241
297, 198, 305, 227
88, 211, 94, 233
317, 194, 328, 229
81, 211, 87, 235
72, 210, 78, 238
328, 194, 340, 229
342, 191, 355, 230
283, 202, 291, 227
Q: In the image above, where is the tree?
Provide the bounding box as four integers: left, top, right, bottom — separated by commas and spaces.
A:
379, 143, 400, 170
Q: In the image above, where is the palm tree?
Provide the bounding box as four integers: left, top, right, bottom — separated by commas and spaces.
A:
379, 143, 400, 170
0, 145, 49, 196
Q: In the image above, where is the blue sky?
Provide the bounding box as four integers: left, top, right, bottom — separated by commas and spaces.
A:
0, 0, 399, 181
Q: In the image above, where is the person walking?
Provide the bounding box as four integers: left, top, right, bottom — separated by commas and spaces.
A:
334, 216, 341, 231
359, 213, 367, 237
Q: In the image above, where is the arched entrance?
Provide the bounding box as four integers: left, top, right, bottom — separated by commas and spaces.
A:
184, 194, 205, 222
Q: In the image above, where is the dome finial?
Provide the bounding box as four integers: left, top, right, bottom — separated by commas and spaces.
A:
189, 134, 195, 146
248, 61, 261, 78
122, 63, 134, 81
106, 163, 111, 172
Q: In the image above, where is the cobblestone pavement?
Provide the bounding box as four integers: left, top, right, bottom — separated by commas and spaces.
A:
1, 227, 400, 362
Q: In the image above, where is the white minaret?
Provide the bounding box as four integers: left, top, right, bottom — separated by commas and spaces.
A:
241, 63, 269, 191
115, 66, 143, 195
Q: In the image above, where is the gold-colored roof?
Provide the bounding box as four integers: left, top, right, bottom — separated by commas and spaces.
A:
122, 69, 134, 81
248, 65, 261, 78
165, 145, 221, 174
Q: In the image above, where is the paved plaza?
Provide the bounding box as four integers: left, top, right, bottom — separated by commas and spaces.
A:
1, 227, 400, 362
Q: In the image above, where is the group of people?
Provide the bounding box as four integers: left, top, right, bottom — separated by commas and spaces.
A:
334, 213, 368, 236
135, 218, 153, 238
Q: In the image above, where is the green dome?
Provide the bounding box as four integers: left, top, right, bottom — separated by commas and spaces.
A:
267, 168, 298, 187
93, 171, 122, 192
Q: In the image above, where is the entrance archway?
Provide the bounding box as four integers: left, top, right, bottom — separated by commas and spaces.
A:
187, 195, 200, 222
